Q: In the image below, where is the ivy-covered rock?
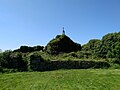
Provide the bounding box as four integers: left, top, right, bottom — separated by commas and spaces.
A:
45, 35, 81, 54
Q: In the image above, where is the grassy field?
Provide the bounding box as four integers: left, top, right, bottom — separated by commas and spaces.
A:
0, 69, 120, 90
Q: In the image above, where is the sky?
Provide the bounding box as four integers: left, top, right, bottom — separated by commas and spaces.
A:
0, 0, 120, 51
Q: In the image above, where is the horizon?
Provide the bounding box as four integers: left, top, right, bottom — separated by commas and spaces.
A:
0, 0, 120, 51
1, 31, 119, 51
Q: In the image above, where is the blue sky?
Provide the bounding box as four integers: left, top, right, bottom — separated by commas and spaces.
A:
0, 0, 120, 50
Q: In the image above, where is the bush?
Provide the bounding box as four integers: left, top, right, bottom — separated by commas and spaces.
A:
30, 53, 47, 71
110, 64, 120, 69
10, 53, 28, 71
30, 59, 110, 71
14, 45, 44, 53
0, 66, 3, 73
45, 35, 81, 54
111, 58, 120, 64
0, 51, 28, 72
1, 68, 18, 73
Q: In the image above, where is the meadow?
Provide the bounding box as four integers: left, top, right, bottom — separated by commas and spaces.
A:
0, 69, 120, 90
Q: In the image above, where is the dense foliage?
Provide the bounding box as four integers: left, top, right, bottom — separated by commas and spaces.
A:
82, 32, 120, 60
0, 50, 28, 72
45, 34, 81, 54
81, 39, 101, 59
0, 32, 120, 72
13, 45, 44, 53
99, 32, 120, 59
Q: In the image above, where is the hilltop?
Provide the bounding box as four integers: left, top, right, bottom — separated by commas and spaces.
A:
45, 34, 81, 54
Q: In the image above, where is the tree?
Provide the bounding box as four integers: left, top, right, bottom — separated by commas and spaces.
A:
1, 50, 12, 68
10, 53, 28, 71
98, 32, 120, 58
14, 45, 44, 53
33, 46, 44, 51
82, 39, 101, 59
20, 46, 29, 53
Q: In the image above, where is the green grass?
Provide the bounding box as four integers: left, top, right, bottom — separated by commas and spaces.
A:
0, 69, 120, 90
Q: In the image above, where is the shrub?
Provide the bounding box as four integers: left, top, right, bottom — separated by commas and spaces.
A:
30, 59, 110, 71
111, 58, 120, 64
45, 35, 81, 54
30, 53, 47, 71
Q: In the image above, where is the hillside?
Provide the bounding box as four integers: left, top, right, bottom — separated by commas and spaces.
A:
45, 34, 81, 54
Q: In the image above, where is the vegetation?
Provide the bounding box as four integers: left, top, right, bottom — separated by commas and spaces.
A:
0, 31, 120, 89
45, 34, 81, 54
13, 45, 44, 53
0, 69, 120, 90
30, 55, 110, 71
0, 50, 28, 72
0, 32, 120, 72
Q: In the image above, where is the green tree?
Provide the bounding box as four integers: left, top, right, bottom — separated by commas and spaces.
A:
98, 32, 120, 59
82, 39, 101, 59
